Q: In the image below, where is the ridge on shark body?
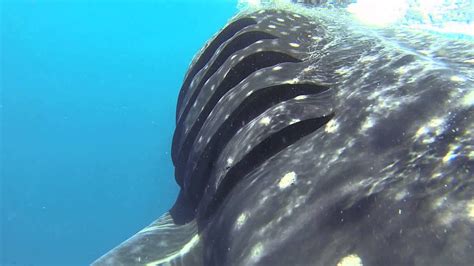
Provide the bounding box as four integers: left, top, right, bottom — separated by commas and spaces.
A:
93, 7, 474, 266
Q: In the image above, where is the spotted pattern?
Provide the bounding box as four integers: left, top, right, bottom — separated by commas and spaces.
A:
93, 6, 474, 266
192, 8, 474, 266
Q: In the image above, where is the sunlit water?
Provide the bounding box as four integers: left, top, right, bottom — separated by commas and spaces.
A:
1, 1, 236, 265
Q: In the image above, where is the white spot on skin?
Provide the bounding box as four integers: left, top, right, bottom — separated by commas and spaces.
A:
275, 105, 285, 111
462, 90, 474, 107
295, 95, 307, 100
360, 55, 377, 63
429, 117, 444, 128
286, 78, 299, 84
277, 18, 285, 22
272, 66, 283, 71
415, 117, 446, 143
255, 40, 264, 44
268, 24, 276, 29
325, 119, 339, 133
394, 190, 408, 201
450, 75, 465, 82
289, 42, 300, 48
289, 119, 300, 125
227, 157, 234, 165
302, 66, 314, 73
260, 116, 271, 126
423, 137, 436, 144
415, 126, 428, 138
235, 212, 248, 230
396, 66, 409, 75
360, 117, 375, 132
433, 196, 448, 209
335, 66, 351, 75
467, 200, 474, 221
278, 172, 297, 189
337, 254, 363, 266
442, 145, 459, 164
291, 26, 301, 31
250, 243, 263, 258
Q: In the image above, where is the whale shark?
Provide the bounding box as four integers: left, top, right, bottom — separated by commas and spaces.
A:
93, 7, 474, 266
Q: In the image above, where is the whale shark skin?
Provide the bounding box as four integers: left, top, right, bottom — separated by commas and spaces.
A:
93, 8, 474, 266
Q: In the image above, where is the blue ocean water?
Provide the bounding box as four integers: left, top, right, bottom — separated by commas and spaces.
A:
1, 0, 237, 265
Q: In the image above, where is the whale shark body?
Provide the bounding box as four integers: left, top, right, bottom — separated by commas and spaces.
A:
93, 8, 474, 266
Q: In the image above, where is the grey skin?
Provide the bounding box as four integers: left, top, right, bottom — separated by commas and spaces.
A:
93, 8, 474, 266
